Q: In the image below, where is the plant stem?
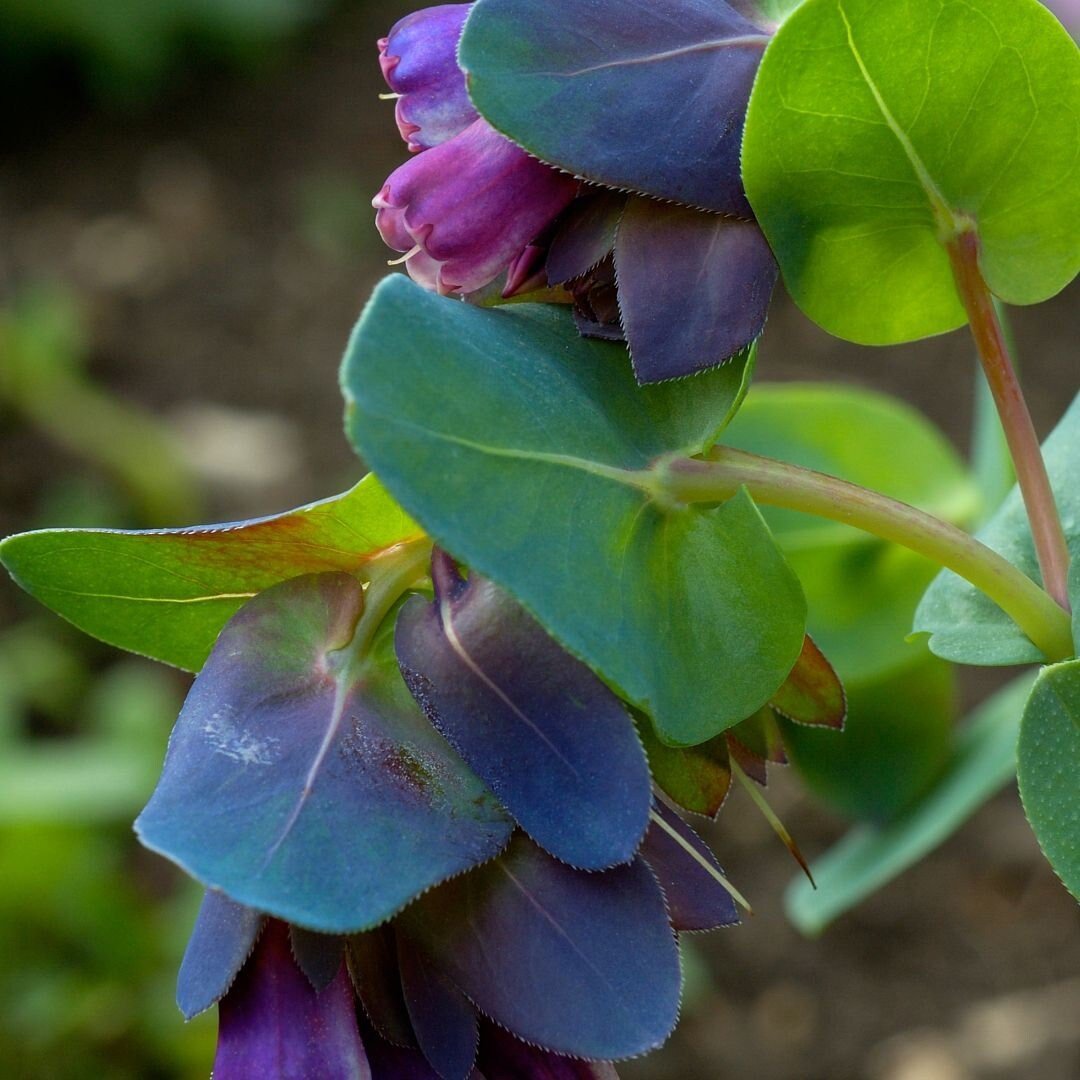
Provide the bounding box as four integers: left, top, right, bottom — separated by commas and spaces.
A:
661, 448, 1074, 662
946, 230, 1071, 610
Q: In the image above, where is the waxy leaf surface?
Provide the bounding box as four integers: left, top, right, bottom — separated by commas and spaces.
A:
344, 277, 805, 746
916, 393, 1080, 666
615, 199, 778, 383
215, 921, 370, 1080
395, 559, 651, 870
400, 835, 680, 1060
136, 572, 512, 933
786, 672, 1034, 933
642, 801, 739, 931
177, 890, 264, 1020
1017, 660, 1080, 899
743, 0, 1080, 343
0, 475, 420, 672
397, 933, 479, 1080
460, 0, 768, 215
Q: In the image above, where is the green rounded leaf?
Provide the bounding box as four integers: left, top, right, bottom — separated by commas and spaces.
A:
743, 0, 1080, 344
1017, 659, 1080, 899
0, 476, 420, 672
342, 276, 806, 746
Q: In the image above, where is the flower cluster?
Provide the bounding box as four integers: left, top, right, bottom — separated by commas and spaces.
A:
374, 4, 578, 296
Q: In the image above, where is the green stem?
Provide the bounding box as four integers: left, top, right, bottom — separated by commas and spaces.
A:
661, 448, 1073, 663
946, 230, 1071, 611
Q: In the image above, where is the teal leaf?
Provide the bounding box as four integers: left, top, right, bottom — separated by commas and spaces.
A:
460, 0, 768, 215
342, 276, 806, 746
136, 572, 512, 933
916, 392, 1080, 666
742, 0, 1080, 344
0, 475, 420, 672
786, 671, 1036, 933
1017, 659, 1080, 899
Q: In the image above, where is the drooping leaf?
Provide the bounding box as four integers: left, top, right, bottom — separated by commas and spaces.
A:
460, 0, 769, 215
397, 933, 479, 1080
177, 891, 264, 1021
289, 926, 346, 992
637, 717, 733, 818
0, 475, 420, 672
642, 801, 740, 931
1017, 660, 1080, 899
780, 647, 954, 824
785, 672, 1035, 933
546, 192, 625, 285
916, 392, 1080, 666
769, 635, 845, 728
743, 0, 1080, 344
136, 572, 512, 933
614, 199, 778, 383
399, 835, 680, 1060
724, 382, 976, 684
343, 276, 805, 746
214, 921, 370, 1080
395, 555, 651, 870
348, 926, 417, 1048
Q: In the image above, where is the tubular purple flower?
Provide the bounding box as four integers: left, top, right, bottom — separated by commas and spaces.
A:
214, 921, 370, 1080
373, 117, 579, 295
379, 4, 478, 152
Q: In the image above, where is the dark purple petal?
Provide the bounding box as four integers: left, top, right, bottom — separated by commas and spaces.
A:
614, 197, 778, 383
177, 891, 264, 1021
348, 926, 417, 1048
479, 1024, 619, 1079
546, 192, 626, 285
641, 802, 739, 932
400, 835, 680, 1060
290, 926, 347, 992
395, 554, 651, 871
214, 920, 370, 1080
373, 118, 578, 295
398, 933, 479, 1080
379, 4, 478, 151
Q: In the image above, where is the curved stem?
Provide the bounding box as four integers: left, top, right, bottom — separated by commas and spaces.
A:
946, 230, 1071, 610
661, 448, 1073, 663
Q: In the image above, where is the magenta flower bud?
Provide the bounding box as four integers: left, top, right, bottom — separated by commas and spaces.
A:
379, 4, 478, 152
373, 117, 578, 295
214, 921, 370, 1080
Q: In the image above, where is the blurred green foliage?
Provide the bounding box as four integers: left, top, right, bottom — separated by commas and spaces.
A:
0, 0, 329, 104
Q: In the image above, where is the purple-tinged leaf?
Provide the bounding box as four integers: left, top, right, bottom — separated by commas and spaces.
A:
395, 556, 651, 870
636, 716, 732, 819
615, 198, 777, 383
348, 926, 416, 1048
769, 635, 846, 729
400, 834, 680, 1060
214, 920, 370, 1080
360, 1023, 447, 1080
725, 711, 774, 786
0, 474, 420, 673
478, 1023, 620, 1079
546, 193, 626, 285
177, 890, 264, 1020
730, 709, 787, 766
398, 933, 479, 1080
460, 0, 769, 215
290, 926, 346, 992
136, 572, 512, 933
569, 255, 623, 341
642, 802, 739, 932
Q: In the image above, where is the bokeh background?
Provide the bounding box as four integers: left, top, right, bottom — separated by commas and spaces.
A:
0, 2, 1077, 1078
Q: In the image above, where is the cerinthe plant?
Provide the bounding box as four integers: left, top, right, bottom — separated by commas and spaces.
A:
2, 0, 1077, 1075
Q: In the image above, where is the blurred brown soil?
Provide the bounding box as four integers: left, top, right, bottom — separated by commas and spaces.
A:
0, 4, 1077, 1078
